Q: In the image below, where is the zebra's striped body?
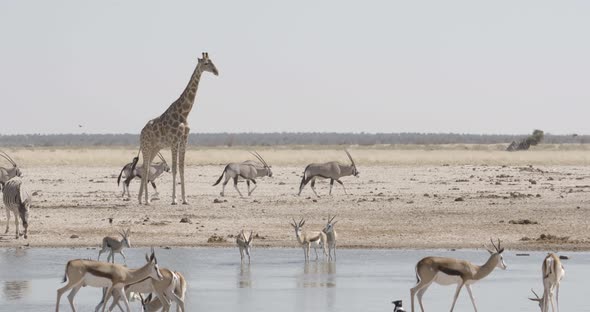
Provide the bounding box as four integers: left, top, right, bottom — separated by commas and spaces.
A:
2, 178, 31, 239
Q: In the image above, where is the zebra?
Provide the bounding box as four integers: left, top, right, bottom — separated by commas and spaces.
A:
0, 151, 22, 191
2, 178, 31, 239
117, 153, 170, 198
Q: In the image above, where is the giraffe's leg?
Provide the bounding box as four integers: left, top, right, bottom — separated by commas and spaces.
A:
171, 144, 179, 205
179, 126, 189, 205
139, 151, 155, 205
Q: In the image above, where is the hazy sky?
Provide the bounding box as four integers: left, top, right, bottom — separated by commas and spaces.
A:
1, 1, 589, 135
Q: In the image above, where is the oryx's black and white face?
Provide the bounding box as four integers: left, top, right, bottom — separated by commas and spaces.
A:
199, 52, 219, 76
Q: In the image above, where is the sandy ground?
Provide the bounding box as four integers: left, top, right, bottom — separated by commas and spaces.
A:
1, 147, 590, 251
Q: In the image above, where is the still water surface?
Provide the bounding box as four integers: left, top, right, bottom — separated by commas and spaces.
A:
0, 248, 587, 311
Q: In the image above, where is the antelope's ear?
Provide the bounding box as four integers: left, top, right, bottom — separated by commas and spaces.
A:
499, 248, 505, 254
528, 298, 541, 302
145, 254, 150, 262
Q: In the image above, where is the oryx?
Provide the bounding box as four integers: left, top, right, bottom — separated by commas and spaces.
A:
117, 153, 170, 198
0, 151, 22, 190
212, 152, 272, 197
298, 150, 359, 197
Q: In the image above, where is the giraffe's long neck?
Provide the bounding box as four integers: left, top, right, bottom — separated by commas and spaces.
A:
172, 63, 203, 119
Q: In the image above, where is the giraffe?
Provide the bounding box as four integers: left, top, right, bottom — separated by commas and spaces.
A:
137, 52, 218, 205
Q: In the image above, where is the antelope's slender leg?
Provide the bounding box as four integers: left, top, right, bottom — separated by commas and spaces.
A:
449, 282, 465, 312
466, 284, 478, 312
310, 178, 319, 197
66, 284, 82, 312
233, 177, 243, 197
336, 179, 348, 194
329, 179, 334, 195
246, 180, 251, 196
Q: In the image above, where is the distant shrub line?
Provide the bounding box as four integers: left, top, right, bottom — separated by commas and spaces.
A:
0, 132, 587, 147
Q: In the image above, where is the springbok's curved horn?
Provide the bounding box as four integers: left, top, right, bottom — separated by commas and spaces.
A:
490, 238, 498, 252
299, 218, 305, 227
497, 239, 501, 251
291, 218, 297, 227
344, 150, 356, 167
0, 151, 16, 166
329, 215, 337, 223
531, 288, 541, 299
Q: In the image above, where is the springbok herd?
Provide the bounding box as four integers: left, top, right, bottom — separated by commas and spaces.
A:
0, 52, 570, 312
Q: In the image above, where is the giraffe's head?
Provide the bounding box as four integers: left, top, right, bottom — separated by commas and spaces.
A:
199, 52, 219, 76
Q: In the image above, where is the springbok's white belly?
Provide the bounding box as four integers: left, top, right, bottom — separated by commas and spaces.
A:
433, 272, 476, 286
82, 274, 112, 288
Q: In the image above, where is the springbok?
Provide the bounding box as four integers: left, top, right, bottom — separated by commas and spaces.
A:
298, 150, 359, 197
212, 151, 272, 197
97, 229, 131, 264
323, 215, 338, 261
0, 151, 22, 189
529, 253, 565, 312
96, 256, 186, 312
236, 230, 254, 264
117, 153, 170, 198
410, 239, 507, 312
139, 272, 187, 312
290, 218, 327, 262
56, 249, 163, 312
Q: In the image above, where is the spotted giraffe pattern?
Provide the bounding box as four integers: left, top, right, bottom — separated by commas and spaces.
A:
138, 52, 219, 205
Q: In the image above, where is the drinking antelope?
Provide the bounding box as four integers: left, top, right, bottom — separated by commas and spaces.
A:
97, 229, 131, 264
236, 230, 254, 264
410, 239, 507, 312
298, 150, 359, 197
323, 215, 338, 261
529, 253, 565, 312
290, 218, 327, 262
2, 178, 31, 239
139, 271, 187, 312
97, 256, 186, 312
117, 153, 170, 198
0, 151, 22, 189
212, 151, 272, 197
55, 249, 163, 312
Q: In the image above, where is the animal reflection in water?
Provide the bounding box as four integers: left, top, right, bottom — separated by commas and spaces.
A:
297, 262, 337, 288
3, 280, 31, 300
237, 263, 252, 288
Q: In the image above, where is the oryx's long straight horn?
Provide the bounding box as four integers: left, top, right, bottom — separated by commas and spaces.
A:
157, 152, 167, 164
344, 149, 355, 166
254, 151, 269, 168
0, 151, 16, 166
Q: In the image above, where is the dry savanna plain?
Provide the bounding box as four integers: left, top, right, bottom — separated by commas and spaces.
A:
1, 144, 590, 251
